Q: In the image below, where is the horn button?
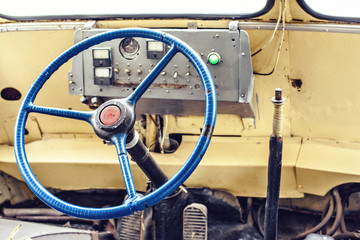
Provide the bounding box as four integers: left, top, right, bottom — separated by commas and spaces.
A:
100, 105, 121, 126
93, 100, 134, 139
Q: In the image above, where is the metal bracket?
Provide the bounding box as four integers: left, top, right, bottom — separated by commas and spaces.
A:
238, 30, 254, 103
84, 21, 96, 30
229, 21, 239, 31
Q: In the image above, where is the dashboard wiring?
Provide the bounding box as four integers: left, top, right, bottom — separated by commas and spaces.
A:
253, 0, 287, 76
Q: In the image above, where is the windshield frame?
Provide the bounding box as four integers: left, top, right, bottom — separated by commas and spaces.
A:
0, 0, 274, 21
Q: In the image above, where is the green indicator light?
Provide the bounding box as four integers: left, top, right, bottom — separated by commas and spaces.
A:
208, 52, 221, 65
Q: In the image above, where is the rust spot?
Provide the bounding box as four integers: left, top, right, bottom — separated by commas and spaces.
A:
113, 82, 188, 89
291, 79, 303, 92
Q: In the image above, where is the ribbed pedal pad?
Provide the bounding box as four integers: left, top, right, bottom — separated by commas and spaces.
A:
117, 211, 142, 240
183, 203, 208, 240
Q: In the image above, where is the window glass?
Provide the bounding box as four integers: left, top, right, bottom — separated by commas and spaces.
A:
1, 0, 272, 19
299, 0, 360, 21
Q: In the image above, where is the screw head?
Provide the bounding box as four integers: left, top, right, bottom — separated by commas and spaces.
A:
275, 88, 282, 100
271, 88, 286, 103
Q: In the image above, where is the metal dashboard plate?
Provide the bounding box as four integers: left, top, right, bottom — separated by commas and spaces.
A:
69, 28, 255, 117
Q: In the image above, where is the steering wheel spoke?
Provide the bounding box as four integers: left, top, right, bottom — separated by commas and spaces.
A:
111, 133, 137, 199
27, 104, 93, 123
127, 45, 178, 105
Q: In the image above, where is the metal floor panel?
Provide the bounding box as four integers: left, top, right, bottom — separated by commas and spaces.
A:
0, 218, 91, 240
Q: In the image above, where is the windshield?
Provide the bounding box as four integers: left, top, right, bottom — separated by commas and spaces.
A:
298, 0, 360, 22
1, 0, 273, 20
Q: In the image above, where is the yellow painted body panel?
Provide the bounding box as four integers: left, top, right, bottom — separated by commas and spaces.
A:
1, 0, 360, 198
0, 135, 302, 198
289, 31, 360, 141
297, 139, 360, 196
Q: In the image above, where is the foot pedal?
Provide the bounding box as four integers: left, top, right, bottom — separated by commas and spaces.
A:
117, 211, 142, 240
183, 203, 208, 240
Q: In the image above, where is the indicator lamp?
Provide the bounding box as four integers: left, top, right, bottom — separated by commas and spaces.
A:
207, 52, 221, 65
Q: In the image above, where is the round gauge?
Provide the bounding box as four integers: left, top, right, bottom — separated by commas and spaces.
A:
119, 38, 140, 59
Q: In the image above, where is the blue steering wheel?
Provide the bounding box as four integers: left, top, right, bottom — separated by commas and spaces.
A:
14, 28, 217, 220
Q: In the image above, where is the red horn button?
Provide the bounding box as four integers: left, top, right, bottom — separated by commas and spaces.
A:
100, 105, 122, 126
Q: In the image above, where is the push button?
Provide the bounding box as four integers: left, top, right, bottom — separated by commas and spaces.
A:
207, 52, 221, 65
100, 105, 121, 126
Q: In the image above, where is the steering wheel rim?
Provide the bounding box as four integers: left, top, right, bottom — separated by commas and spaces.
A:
14, 28, 217, 219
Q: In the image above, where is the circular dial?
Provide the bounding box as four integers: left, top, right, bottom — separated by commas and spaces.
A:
119, 38, 140, 59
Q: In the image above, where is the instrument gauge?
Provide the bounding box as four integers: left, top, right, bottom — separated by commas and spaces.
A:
119, 38, 140, 59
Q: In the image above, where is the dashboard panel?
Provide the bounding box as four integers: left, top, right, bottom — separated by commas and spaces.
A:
69, 28, 255, 117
